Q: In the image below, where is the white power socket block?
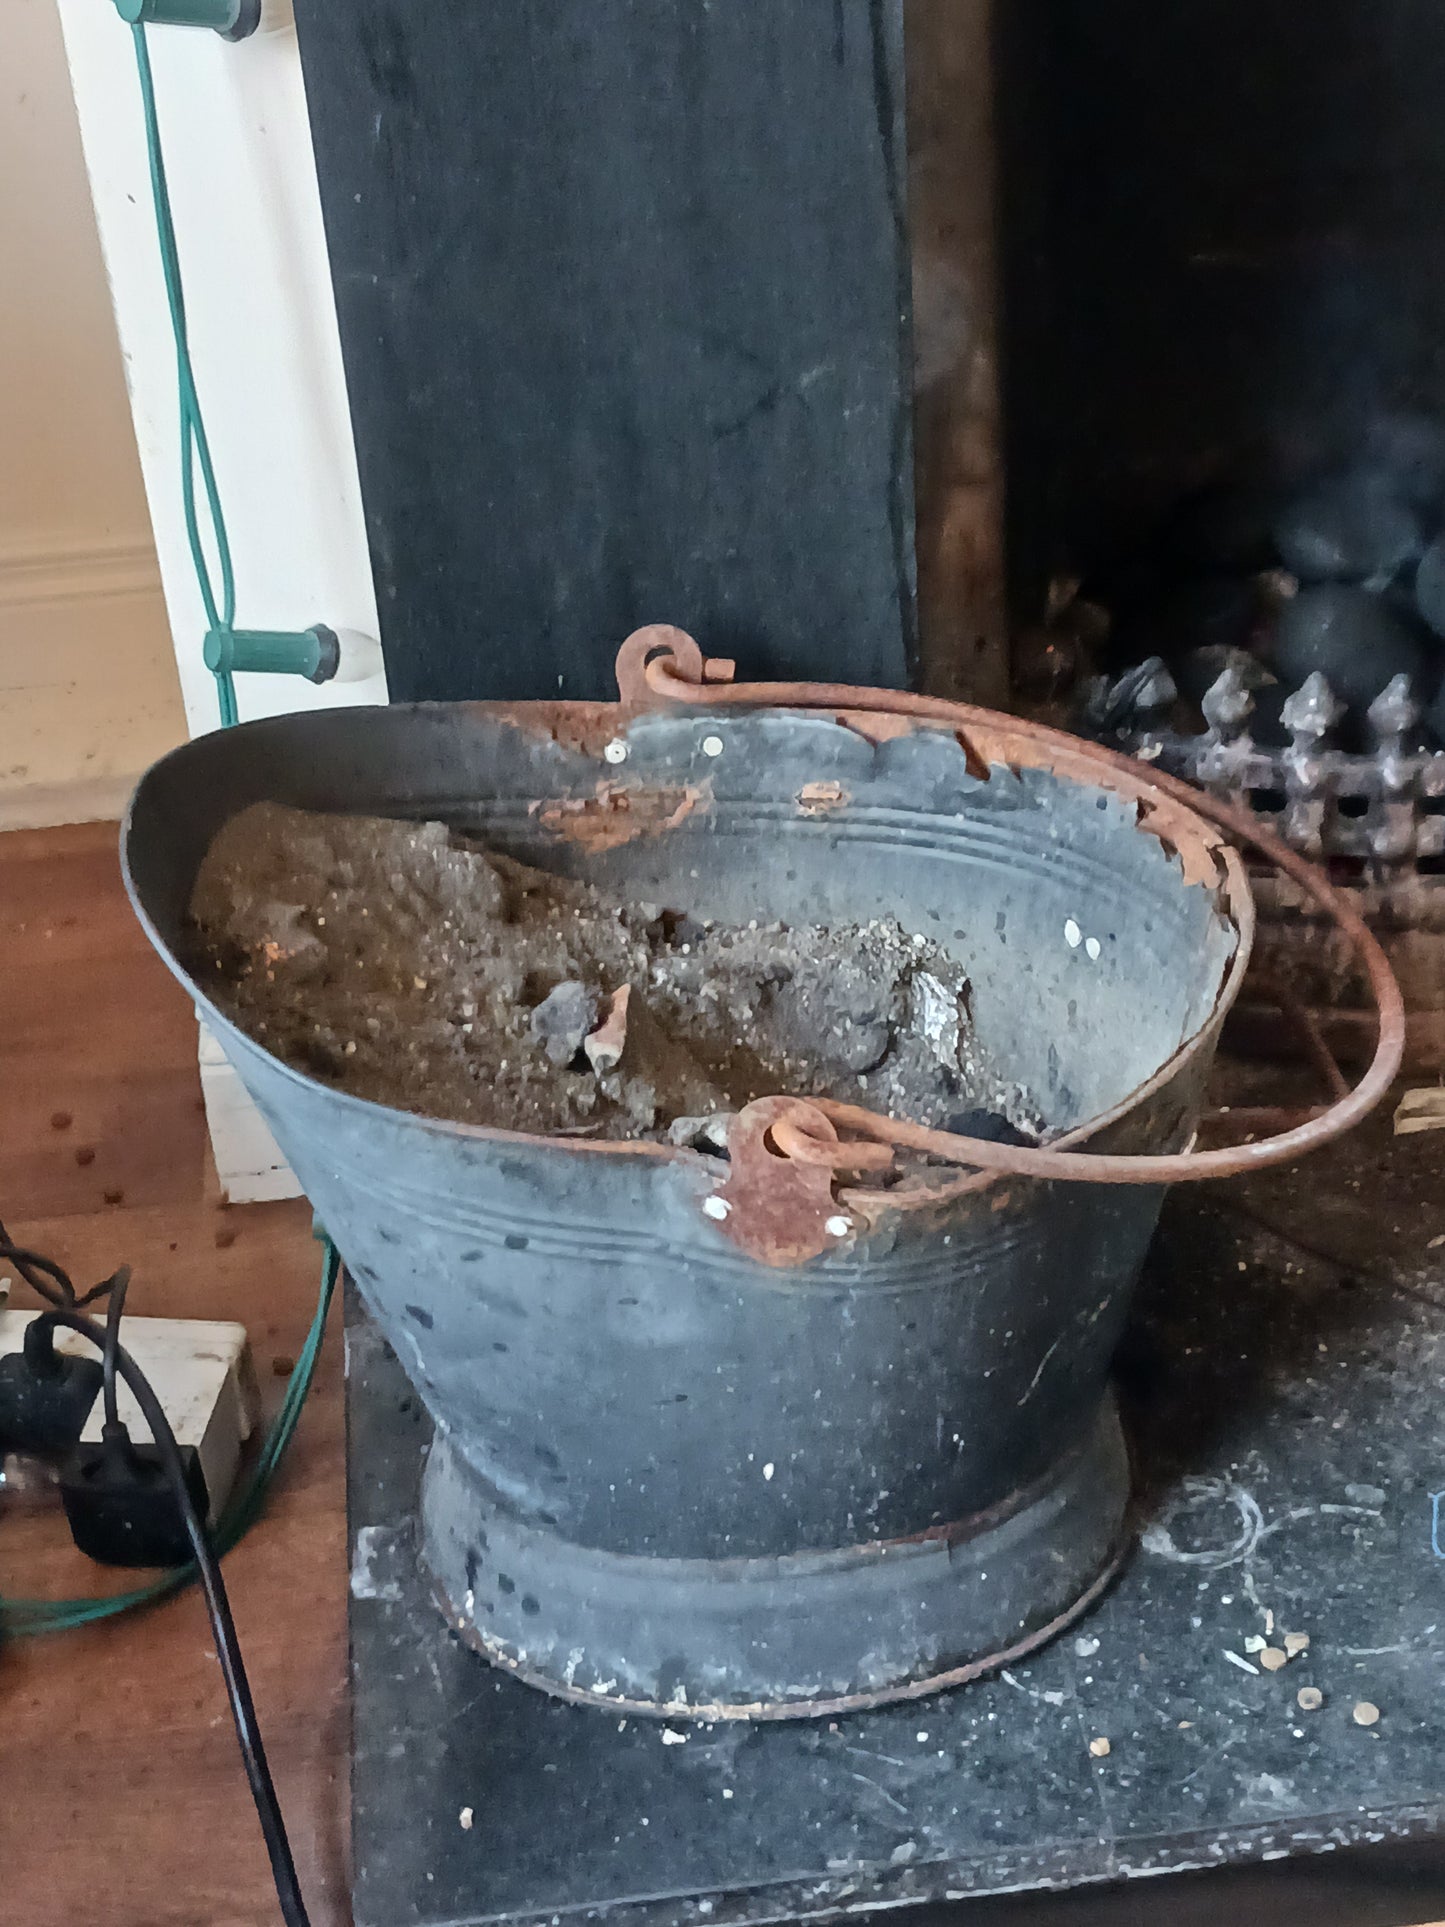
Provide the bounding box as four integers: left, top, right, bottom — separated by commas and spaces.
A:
0, 1311, 260, 1519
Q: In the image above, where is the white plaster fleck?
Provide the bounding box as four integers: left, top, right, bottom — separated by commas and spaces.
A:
349, 1524, 403, 1602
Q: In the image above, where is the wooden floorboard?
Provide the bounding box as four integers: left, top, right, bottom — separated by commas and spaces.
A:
0, 821, 350, 1926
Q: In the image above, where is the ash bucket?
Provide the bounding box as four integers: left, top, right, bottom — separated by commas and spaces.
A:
121, 640, 1269, 1719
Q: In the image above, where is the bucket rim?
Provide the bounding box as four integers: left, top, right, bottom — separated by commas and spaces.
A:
119, 696, 1255, 1216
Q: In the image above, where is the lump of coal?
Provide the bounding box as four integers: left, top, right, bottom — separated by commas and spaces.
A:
528, 980, 599, 1065
823, 981, 895, 1073
1272, 472, 1422, 587
752, 951, 898, 1075
945, 1108, 1036, 1147
1268, 586, 1429, 715
1364, 411, 1445, 511
666, 1114, 732, 1153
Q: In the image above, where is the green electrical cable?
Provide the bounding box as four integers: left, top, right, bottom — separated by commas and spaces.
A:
0, 20, 336, 1638
130, 19, 239, 727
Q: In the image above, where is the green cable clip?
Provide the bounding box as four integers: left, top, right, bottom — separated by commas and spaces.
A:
203, 625, 341, 686
113, 0, 260, 40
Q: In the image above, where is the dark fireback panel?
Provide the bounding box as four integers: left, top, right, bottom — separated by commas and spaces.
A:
290, 0, 917, 701
996, 0, 1445, 604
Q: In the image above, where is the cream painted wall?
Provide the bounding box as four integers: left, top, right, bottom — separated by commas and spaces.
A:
0, 0, 186, 829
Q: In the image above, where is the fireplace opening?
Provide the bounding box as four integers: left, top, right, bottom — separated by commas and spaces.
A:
987, 0, 1445, 1069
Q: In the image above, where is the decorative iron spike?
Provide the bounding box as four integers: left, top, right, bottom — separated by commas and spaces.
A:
1367, 672, 1420, 743
1366, 674, 1420, 867
1280, 671, 1345, 745
1200, 655, 1257, 740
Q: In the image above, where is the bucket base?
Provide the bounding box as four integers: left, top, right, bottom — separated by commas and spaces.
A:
420, 1399, 1131, 1720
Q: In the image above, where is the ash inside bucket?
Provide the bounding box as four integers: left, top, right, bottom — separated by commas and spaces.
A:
186, 802, 1040, 1145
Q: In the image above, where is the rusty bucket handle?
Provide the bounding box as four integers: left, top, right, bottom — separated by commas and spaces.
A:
615, 626, 1405, 1186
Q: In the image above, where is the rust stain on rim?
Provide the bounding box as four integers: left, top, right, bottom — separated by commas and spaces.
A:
796, 778, 851, 816
531, 777, 709, 851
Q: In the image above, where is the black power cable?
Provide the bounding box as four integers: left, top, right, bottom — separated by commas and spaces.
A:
2, 1217, 311, 1927
100, 1263, 132, 1431
0, 1216, 126, 1313
33, 1302, 311, 1927
1, 1220, 133, 1455
0, 1223, 77, 1306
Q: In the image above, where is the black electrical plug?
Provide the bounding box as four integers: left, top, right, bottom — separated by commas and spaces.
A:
60, 1420, 210, 1568
0, 1317, 104, 1454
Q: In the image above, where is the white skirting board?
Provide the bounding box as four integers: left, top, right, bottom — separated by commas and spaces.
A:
198, 1020, 302, 1204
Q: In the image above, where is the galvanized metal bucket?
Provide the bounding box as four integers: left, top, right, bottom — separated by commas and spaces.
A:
123, 669, 1257, 1719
